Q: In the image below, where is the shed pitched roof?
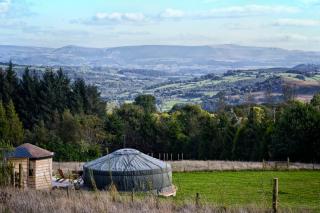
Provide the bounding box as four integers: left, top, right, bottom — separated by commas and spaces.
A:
9, 143, 54, 159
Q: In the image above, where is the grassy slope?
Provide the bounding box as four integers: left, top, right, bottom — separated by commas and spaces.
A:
172, 171, 320, 210
149, 72, 320, 111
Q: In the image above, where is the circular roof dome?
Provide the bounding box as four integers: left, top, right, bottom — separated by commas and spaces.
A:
84, 148, 170, 174
113, 148, 140, 155
83, 148, 172, 191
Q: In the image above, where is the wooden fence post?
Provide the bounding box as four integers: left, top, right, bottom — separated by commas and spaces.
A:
195, 193, 200, 207
170, 153, 172, 161
67, 186, 70, 198
131, 188, 134, 202
178, 153, 180, 161
272, 178, 278, 213
262, 159, 265, 169
19, 164, 23, 188
287, 157, 290, 169
10, 166, 15, 187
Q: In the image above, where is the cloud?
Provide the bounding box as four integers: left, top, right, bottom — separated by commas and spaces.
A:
0, 0, 10, 13
156, 5, 299, 21
0, 0, 35, 18
154, 5, 300, 21
188, 4, 300, 19
256, 33, 320, 43
160, 8, 184, 18
273, 18, 320, 27
81, 9, 185, 25
78, 4, 300, 26
200, 5, 299, 18
0, 19, 26, 28
80, 12, 146, 25
95, 12, 145, 22
298, 0, 320, 5
203, 0, 221, 3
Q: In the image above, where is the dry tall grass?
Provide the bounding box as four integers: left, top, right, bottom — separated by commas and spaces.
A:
0, 187, 306, 213
53, 160, 320, 173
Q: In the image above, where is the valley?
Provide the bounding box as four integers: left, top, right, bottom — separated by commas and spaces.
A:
1, 44, 320, 112
2, 62, 319, 112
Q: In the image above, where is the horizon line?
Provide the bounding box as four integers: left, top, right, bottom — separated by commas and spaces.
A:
0, 43, 319, 53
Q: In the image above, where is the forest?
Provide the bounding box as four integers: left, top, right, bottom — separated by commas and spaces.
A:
0, 62, 319, 163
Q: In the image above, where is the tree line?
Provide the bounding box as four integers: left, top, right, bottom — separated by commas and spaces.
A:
0, 62, 105, 160
0, 62, 319, 163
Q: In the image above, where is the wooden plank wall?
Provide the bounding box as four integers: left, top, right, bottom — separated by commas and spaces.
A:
9, 158, 28, 188
34, 158, 52, 189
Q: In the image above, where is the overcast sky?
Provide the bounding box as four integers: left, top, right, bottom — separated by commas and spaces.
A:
0, 0, 320, 50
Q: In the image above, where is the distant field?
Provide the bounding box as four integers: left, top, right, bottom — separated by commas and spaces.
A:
172, 171, 320, 211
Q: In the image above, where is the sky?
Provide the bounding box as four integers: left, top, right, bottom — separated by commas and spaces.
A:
0, 0, 320, 50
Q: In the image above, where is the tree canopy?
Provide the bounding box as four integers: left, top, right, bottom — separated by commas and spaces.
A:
0, 63, 319, 163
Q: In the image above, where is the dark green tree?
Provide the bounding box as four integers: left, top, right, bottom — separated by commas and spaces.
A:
0, 101, 9, 142
232, 107, 268, 161
271, 102, 320, 162
16, 67, 41, 128
6, 100, 24, 146
310, 93, 320, 108
134, 94, 157, 113
1, 61, 19, 104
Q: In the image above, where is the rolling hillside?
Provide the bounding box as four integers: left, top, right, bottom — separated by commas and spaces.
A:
1, 44, 320, 74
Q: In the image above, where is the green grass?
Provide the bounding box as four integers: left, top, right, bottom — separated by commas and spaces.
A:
312, 74, 320, 81
161, 98, 201, 111
172, 171, 320, 210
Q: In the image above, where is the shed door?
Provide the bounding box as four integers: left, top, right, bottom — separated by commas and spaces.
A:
29, 160, 35, 177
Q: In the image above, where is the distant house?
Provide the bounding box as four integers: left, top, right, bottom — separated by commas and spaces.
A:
7, 143, 54, 190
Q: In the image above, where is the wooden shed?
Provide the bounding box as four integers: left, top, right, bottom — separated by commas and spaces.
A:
8, 143, 54, 190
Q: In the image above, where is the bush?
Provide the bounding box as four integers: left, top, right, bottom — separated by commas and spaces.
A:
0, 141, 13, 186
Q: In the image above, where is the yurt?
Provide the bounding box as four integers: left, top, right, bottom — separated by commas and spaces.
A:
83, 148, 173, 193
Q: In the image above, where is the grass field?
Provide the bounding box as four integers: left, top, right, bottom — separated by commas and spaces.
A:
172, 171, 320, 211
2, 170, 320, 212
52, 162, 320, 211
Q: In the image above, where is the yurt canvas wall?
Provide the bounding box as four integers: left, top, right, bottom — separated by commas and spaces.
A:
83, 148, 173, 192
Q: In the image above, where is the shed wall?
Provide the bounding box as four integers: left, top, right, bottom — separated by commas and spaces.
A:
8, 158, 28, 188
34, 158, 52, 189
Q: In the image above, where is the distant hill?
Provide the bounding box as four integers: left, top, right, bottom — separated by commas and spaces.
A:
1, 44, 320, 73
141, 64, 320, 111
290, 64, 320, 72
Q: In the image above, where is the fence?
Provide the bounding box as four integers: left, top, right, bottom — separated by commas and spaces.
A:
185, 177, 279, 212
147, 153, 185, 161
53, 159, 320, 174
4, 163, 320, 212
0, 161, 23, 188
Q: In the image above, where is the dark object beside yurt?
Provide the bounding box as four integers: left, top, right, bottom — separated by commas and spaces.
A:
83, 149, 173, 192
